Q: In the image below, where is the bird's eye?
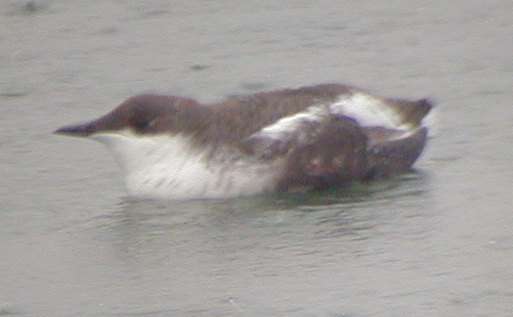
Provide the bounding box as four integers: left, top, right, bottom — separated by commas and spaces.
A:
131, 115, 150, 132
128, 103, 161, 133
147, 119, 157, 128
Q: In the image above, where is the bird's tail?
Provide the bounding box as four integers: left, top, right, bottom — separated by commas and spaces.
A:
387, 97, 437, 137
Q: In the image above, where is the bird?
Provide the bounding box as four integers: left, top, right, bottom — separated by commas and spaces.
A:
55, 83, 434, 200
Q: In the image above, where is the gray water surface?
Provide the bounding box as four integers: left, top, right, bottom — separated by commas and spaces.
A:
1, 1, 513, 316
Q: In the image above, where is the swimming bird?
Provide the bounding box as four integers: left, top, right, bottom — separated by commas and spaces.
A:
55, 83, 434, 200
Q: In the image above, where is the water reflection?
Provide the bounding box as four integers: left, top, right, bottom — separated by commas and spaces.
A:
78, 169, 434, 300
89, 168, 432, 246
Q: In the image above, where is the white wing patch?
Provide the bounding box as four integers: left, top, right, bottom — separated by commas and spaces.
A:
247, 91, 430, 157
255, 92, 412, 142
251, 92, 411, 145
257, 104, 327, 140
330, 92, 406, 130
243, 104, 329, 159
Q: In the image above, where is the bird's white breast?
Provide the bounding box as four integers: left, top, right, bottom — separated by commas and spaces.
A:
92, 132, 279, 200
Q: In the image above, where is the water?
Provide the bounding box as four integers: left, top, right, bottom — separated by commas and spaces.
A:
1, 1, 513, 316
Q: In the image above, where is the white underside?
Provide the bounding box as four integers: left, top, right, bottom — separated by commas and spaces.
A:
92, 132, 280, 200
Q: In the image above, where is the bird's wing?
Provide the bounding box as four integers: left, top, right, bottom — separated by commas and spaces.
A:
329, 91, 434, 131
240, 104, 331, 160
364, 127, 428, 179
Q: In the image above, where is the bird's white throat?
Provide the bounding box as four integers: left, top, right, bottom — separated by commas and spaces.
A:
90, 131, 279, 199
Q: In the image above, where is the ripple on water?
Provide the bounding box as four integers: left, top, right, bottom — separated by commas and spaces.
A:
189, 64, 211, 72
0, 303, 20, 316
3, 0, 50, 16
0, 88, 31, 99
